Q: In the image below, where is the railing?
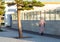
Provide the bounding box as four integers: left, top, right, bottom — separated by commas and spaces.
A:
24, 10, 60, 20
12, 10, 60, 20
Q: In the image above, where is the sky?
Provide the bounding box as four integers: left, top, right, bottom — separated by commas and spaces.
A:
24, 0, 60, 2
4, 0, 60, 2
38, 0, 60, 2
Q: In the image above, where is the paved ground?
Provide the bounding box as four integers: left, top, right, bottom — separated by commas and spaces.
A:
0, 27, 60, 42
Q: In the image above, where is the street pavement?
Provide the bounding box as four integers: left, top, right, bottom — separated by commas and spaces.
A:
0, 27, 60, 42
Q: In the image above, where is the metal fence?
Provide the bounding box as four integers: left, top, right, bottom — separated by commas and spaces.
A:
21, 10, 60, 20
12, 10, 60, 20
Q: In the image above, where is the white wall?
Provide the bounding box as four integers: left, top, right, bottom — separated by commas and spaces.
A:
33, 4, 60, 11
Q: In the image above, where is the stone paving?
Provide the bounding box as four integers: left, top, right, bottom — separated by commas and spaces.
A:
0, 27, 60, 42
